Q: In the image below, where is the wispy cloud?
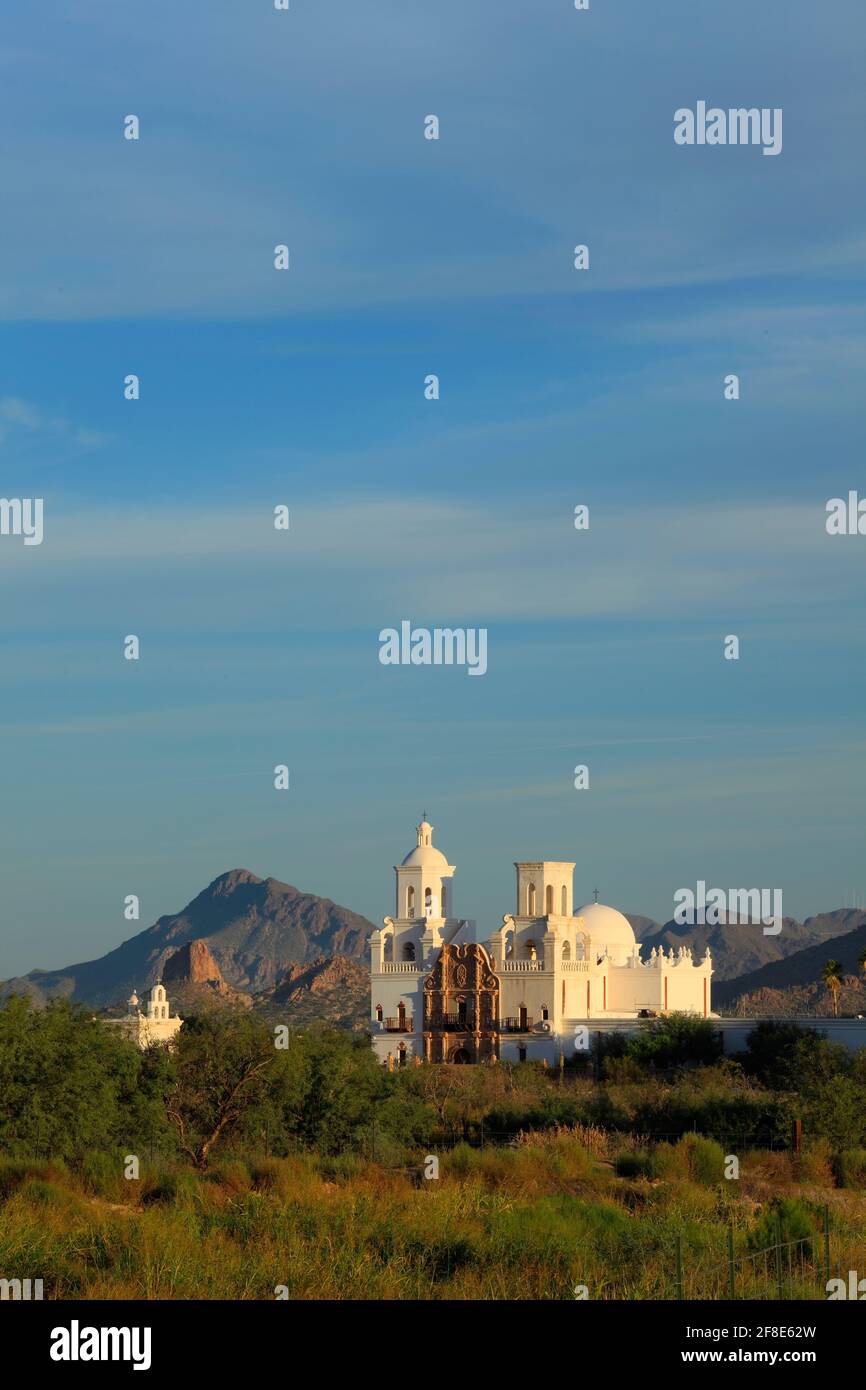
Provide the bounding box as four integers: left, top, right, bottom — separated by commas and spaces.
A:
1, 1, 862, 320
1, 496, 862, 631
0, 395, 111, 450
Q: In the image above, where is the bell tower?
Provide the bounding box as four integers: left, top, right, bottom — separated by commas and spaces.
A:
394, 816, 456, 922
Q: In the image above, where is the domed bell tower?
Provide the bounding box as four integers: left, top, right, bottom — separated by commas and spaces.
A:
371, 816, 459, 973
395, 816, 456, 922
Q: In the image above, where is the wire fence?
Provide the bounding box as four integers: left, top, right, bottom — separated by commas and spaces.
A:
671, 1206, 836, 1301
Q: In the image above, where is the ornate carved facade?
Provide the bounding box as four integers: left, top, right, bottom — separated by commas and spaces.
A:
423, 941, 500, 1063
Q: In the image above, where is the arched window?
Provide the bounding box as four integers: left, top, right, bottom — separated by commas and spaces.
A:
407, 885, 415, 916
383, 933, 393, 962
562, 940, 571, 961
542, 1005, 549, 1022
403, 941, 416, 961
441, 885, 447, 915
527, 882, 536, 916
424, 887, 432, 914
525, 939, 537, 961
375, 1004, 383, 1021
545, 884, 554, 915
561, 885, 568, 915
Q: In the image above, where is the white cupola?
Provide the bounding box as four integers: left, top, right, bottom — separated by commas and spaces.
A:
394, 815, 456, 921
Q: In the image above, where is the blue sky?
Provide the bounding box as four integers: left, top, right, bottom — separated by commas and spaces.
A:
1, 0, 865, 978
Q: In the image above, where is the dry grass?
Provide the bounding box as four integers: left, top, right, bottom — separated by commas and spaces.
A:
1, 1135, 864, 1301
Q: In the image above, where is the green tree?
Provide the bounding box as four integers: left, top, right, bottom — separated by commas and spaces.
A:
627, 1012, 721, 1069
742, 1021, 845, 1090
271, 1025, 392, 1155
0, 996, 140, 1160
166, 1009, 275, 1169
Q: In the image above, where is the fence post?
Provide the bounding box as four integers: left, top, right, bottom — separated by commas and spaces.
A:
823, 1204, 830, 1288
727, 1226, 736, 1300
675, 1236, 683, 1300
775, 1213, 784, 1300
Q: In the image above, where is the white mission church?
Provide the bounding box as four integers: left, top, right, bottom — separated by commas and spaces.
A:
370, 818, 714, 1066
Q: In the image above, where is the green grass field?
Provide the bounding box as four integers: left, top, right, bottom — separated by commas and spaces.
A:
1, 1128, 864, 1300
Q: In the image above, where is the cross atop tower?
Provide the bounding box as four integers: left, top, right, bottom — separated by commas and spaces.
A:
593, 886, 599, 903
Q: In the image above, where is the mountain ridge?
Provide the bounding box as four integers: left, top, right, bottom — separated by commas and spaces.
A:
0, 869, 375, 1010
716, 914, 866, 1011
3, 873, 863, 1019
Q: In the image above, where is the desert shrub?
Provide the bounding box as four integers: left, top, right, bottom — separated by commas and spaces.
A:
748, 1197, 817, 1257
631, 1090, 790, 1147
799, 1077, 866, 1151
139, 1166, 199, 1207
603, 1056, 646, 1084
834, 1148, 866, 1189
13, 1177, 91, 1220
78, 1149, 132, 1200
317, 1152, 369, 1182
793, 1139, 834, 1187
680, 1134, 727, 1185
741, 1148, 794, 1187
742, 1023, 852, 1091
0, 1158, 70, 1202
627, 1014, 722, 1069
140, 1170, 180, 1205
206, 1159, 252, 1194
444, 1143, 481, 1179
649, 1142, 690, 1182
615, 1149, 652, 1178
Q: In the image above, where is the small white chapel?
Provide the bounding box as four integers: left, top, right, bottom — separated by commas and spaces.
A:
103, 982, 183, 1049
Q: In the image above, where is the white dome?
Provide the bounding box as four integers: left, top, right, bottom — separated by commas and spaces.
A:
401, 843, 449, 867
401, 818, 449, 868
574, 903, 635, 954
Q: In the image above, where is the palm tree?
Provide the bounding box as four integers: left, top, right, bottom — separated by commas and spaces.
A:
821, 959, 843, 1018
